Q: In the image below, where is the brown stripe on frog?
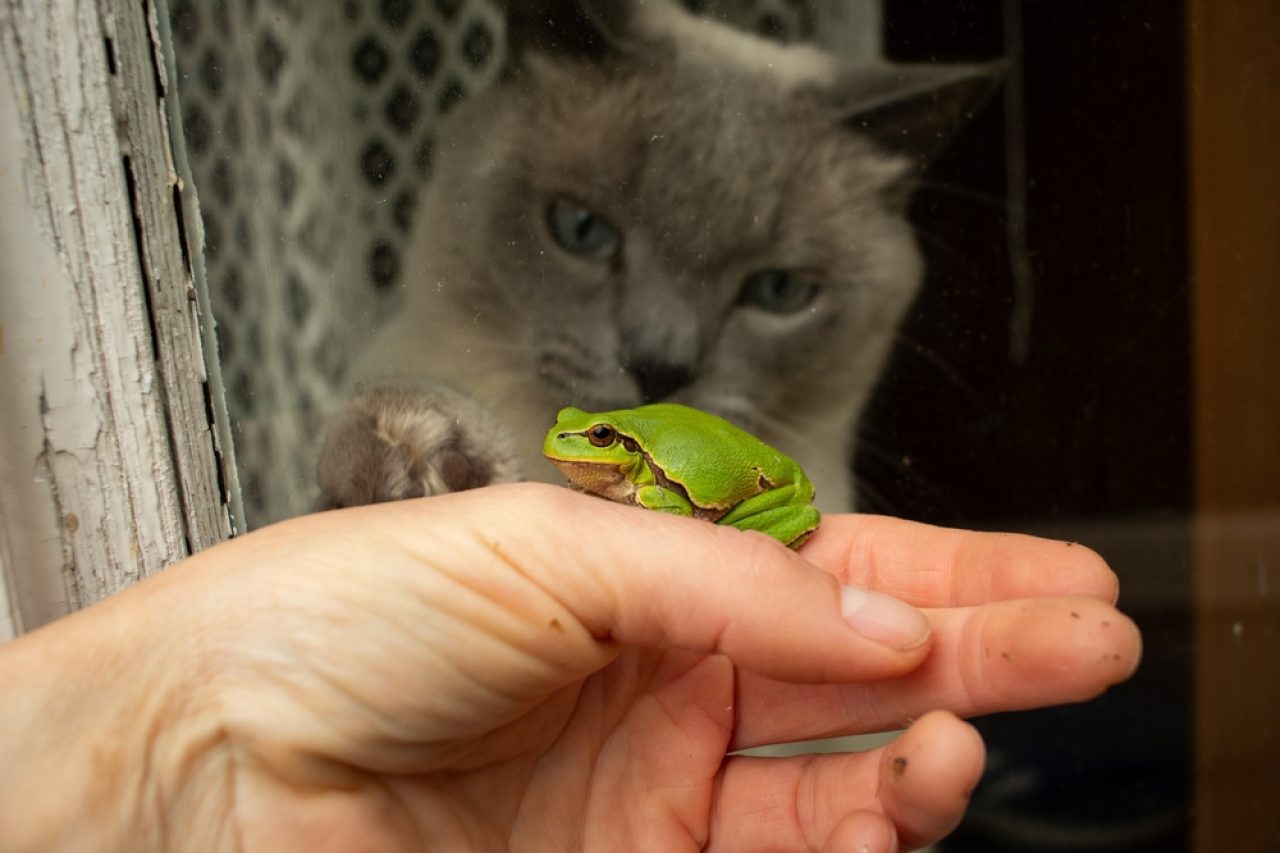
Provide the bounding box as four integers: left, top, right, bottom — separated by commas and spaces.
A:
552, 426, 728, 522
616, 427, 737, 522
626, 435, 729, 523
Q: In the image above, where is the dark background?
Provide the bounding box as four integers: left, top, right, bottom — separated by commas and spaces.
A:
856, 1, 1192, 849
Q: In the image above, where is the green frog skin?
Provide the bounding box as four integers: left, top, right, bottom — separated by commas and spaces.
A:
544, 404, 821, 547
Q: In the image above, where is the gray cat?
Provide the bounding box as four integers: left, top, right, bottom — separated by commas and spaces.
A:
316, 0, 993, 513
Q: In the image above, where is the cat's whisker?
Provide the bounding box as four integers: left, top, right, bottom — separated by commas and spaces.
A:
912, 179, 1020, 217
890, 332, 990, 411
854, 433, 962, 519
848, 437, 904, 516
904, 226, 990, 277
855, 433, 902, 463
852, 477, 899, 517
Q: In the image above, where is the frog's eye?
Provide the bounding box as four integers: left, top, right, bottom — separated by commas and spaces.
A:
739, 269, 821, 314
547, 197, 621, 259
587, 424, 617, 447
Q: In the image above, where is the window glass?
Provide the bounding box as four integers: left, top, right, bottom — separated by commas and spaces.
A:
167, 1, 1278, 849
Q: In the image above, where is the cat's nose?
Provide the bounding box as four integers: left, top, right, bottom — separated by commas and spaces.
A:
627, 359, 694, 403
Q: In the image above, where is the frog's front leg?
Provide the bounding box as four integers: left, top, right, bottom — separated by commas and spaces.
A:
635, 485, 696, 516
716, 484, 821, 547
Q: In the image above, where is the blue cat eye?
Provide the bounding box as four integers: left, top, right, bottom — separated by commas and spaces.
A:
739, 269, 821, 314
547, 197, 620, 259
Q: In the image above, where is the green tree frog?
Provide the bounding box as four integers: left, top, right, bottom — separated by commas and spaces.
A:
543, 404, 821, 547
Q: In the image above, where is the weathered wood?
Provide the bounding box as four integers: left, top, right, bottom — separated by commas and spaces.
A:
0, 46, 81, 629
0, 0, 234, 626
101, 0, 238, 549
150, 0, 247, 542
0, 506, 18, 641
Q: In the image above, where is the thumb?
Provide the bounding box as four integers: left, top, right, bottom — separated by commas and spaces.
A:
419, 484, 934, 685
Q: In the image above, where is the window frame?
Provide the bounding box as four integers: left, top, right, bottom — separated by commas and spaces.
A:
0, 0, 238, 634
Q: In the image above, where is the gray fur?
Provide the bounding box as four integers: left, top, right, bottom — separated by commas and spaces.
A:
318, 0, 993, 513
316, 386, 520, 510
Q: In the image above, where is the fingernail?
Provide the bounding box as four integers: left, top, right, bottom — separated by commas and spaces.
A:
840, 585, 931, 651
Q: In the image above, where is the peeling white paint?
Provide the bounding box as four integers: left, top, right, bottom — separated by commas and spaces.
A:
1, 0, 235, 632
1, 49, 82, 627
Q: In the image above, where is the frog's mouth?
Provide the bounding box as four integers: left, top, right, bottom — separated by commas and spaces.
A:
548, 459, 641, 506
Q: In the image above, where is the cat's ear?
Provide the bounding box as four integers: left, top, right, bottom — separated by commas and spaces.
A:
503, 0, 659, 64
832, 62, 1005, 164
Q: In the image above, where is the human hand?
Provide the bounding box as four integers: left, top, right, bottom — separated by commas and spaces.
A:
0, 484, 1139, 852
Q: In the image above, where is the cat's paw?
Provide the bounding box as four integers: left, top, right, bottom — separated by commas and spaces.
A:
315, 385, 521, 510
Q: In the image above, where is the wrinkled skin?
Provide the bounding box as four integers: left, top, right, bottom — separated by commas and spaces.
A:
0, 485, 1140, 853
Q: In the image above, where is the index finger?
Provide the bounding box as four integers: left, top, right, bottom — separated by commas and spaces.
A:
799, 514, 1119, 608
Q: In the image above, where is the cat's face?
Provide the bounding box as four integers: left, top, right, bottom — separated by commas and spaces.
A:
395, 1, 994, 506
414, 34, 924, 443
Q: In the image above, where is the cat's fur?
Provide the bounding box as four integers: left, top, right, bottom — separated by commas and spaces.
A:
316, 0, 993, 513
